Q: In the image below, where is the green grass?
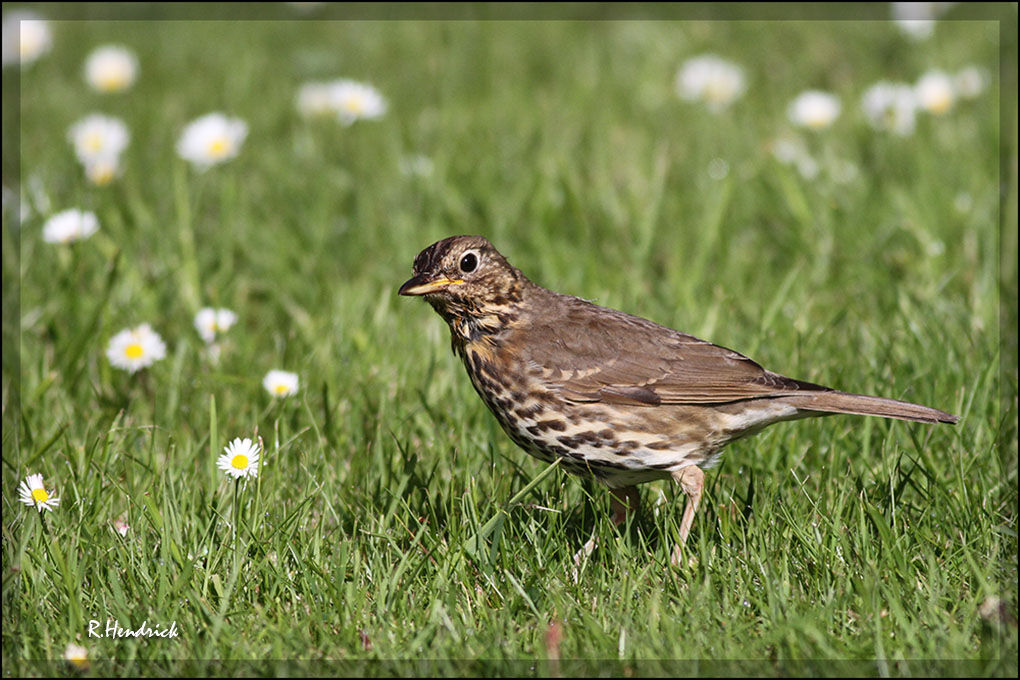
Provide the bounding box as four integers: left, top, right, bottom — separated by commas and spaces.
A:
3, 7, 1017, 677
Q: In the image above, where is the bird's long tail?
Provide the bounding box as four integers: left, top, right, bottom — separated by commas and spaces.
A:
779, 390, 958, 425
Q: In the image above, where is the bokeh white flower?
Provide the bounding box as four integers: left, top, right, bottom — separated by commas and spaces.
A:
296, 79, 387, 125
915, 70, 955, 115
64, 643, 89, 669
675, 55, 746, 112
194, 307, 237, 344
42, 209, 99, 244
217, 437, 261, 480
67, 114, 129, 184
106, 323, 167, 373
263, 370, 299, 397
83, 157, 121, 186
18, 473, 59, 512
2, 12, 52, 66
84, 44, 138, 93
296, 81, 337, 118
788, 90, 841, 130
112, 518, 130, 536
176, 113, 248, 170
891, 2, 955, 41
770, 136, 819, 180
954, 65, 987, 100
860, 81, 918, 136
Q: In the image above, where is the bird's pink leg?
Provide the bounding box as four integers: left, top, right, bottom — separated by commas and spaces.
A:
670, 466, 704, 565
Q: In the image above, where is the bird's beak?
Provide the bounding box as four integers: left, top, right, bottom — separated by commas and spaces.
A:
398, 275, 465, 296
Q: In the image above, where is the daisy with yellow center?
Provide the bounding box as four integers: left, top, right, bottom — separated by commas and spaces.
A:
1, 13, 52, 66
42, 209, 99, 244
18, 473, 59, 512
64, 643, 89, 669
675, 54, 746, 112
217, 437, 261, 480
176, 113, 248, 170
84, 44, 138, 93
67, 114, 129, 185
915, 70, 955, 115
860, 81, 918, 136
295, 81, 337, 118
788, 90, 842, 130
954, 66, 987, 100
263, 370, 299, 397
194, 307, 238, 344
106, 323, 167, 373
85, 157, 120, 186
295, 79, 387, 125
67, 114, 130, 162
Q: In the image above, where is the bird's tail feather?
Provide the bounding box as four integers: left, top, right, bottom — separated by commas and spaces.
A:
780, 391, 958, 425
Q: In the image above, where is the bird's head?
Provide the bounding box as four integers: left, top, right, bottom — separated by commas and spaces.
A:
398, 235, 524, 329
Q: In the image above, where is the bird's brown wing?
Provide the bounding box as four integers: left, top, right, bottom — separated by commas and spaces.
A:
517, 294, 826, 406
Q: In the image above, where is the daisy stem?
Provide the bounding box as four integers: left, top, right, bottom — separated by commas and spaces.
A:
253, 432, 264, 541
232, 477, 240, 570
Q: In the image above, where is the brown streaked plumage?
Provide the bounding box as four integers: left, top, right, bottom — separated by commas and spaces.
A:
399, 235, 958, 564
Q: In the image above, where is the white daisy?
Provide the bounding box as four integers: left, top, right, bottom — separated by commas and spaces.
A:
915, 70, 955, 115
17, 473, 59, 512
176, 113, 248, 170
891, 2, 953, 41
297, 79, 388, 124
106, 323, 167, 373
860, 81, 918, 136
1, 12, 52, 66
84, 44, 138, 93
769, 136, 819, 180
788, 90, 841, 130
263, 370, 299, 398
675, 55, 746, 112
194, 307, 237, 344
296, 81, 338, 118
42, 209, 99, 244
64, 643, 89, 669
67, 114, 130, 165
329, 79, 388, 125
953, 66, 986, 100
217, 437, 261, 480
83, 156, 121, 186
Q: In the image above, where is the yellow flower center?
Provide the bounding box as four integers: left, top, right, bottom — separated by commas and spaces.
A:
208, 138, 229, 158
32, 487, 49, 503
89, 164, 115, 186
344, 95, 365, 114
231, 454, 249, 469
98, 72, 128, 92
85, 133, 104, 152
705, 81, 731, 103
274, 383, 290, 395
125, 343, 144, 359
928, 94, 952, 114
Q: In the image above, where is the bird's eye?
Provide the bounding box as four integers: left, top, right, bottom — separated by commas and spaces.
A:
459, 252, 478, 273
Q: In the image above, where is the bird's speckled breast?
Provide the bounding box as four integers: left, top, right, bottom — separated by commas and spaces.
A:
456, 334, 711, 488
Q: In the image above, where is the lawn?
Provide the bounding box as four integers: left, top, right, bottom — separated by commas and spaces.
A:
2, 4, 1017, 677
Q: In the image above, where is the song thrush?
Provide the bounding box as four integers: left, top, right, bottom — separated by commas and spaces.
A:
399, 235, 958, 563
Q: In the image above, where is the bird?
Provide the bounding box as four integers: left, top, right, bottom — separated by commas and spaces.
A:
398, 235, 958, 564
